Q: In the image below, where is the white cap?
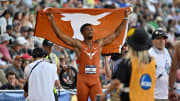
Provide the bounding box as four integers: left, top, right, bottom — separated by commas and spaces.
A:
16, 37, 27, 45
156, 16, 163, 21
0, 33, 10, 43
150, 0, 158, 4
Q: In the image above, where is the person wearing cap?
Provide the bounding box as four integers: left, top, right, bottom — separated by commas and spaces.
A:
20, 26, 29, 38
8, 37, 27, 59
4, 55, 25, 88
108, 43, 128, 101
24, 47, 60, 101
21, 53, 32, 72
42, 39, 60, 72
149, 29, 171, 101
42, 39, 60, 101
4, 55, 24, 79
0, 34, 12, 64
6, 25, 15, 45
100, 28, 156, 101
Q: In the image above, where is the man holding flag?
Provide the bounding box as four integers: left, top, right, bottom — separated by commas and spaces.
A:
45, 8, 130, 101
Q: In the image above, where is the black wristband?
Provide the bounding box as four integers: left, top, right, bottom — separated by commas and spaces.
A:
168, 87, 176, 90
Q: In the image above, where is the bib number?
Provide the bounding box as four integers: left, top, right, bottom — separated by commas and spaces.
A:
85, 65, 96, 74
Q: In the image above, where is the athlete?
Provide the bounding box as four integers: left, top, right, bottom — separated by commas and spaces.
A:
47, 9, 130, 101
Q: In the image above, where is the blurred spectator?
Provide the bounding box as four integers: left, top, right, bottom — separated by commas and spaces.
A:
0, 71, 21, 90
0, 0, 8, 15
167, 27, 176, 47
13, 22, 22, 37
103, 1, 117, 9
146, 0, 158, 14
52, 45, 65, 58
111, 42, 128, 73
112, 0, 128, 8
29, 13, 35, 28
156, 16, 166, 31
109, 43, 128, 101
175, 20, 180, 38
25, 28, 35, 50
13, 11, 23, 24
22, 12, 32, 28
6, 25, 16, 45
9, 37, 27, 59
21, 53, 32, 72
8, 0, 18, 16
83, 0, 95, 8
4, 55, 24, 80
0, 69, 7, 87
168, 19, 176, 32
22, 0, 33, 8
57, 47, 70, 69
0, 34, 12, 65
0, 9, 13, 33
20, 26, 29, 38
99, 56, 111, 86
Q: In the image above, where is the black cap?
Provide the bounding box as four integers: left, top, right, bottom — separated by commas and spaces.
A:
42, 39, 54, 47
21, 26, 29, 32
152, 30, 167, 40
6, 25, 13, 30
28, 28, 34, 32
127, 28, 152, 51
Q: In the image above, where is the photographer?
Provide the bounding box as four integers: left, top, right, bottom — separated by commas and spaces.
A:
24, 47, 60, 101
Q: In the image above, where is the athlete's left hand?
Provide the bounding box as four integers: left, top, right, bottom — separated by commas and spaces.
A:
169, 89, 179, 101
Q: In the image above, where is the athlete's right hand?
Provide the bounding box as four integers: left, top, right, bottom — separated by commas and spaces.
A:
99, 94, 106, 101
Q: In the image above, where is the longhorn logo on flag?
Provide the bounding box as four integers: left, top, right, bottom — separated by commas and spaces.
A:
34, 7, 130, 54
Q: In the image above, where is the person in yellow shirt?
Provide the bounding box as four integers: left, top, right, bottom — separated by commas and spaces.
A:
100, 28, 156, 101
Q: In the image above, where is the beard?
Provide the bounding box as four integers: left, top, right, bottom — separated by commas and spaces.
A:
87, 36, 93, 40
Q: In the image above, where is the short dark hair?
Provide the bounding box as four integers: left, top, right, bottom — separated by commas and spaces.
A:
6, 71, 16, 78
42, 39, 54, 47
80, 23, 91, 33
31, 47, 45, 58
0, 9, 12, 17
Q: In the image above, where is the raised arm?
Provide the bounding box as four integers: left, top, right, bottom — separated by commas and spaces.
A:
47, 10, 81, 49
96, 9, 130, 47
168, 41, 180, 101
169, 42, 180, 88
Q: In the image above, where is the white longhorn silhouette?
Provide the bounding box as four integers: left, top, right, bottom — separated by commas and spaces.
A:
61, 12, 111, 41
83, 50, 97, 60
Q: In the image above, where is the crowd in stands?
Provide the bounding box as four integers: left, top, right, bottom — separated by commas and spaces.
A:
0, 0, 179, 91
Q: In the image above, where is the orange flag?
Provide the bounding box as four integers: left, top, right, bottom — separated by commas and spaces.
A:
34, 7, 130, 54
